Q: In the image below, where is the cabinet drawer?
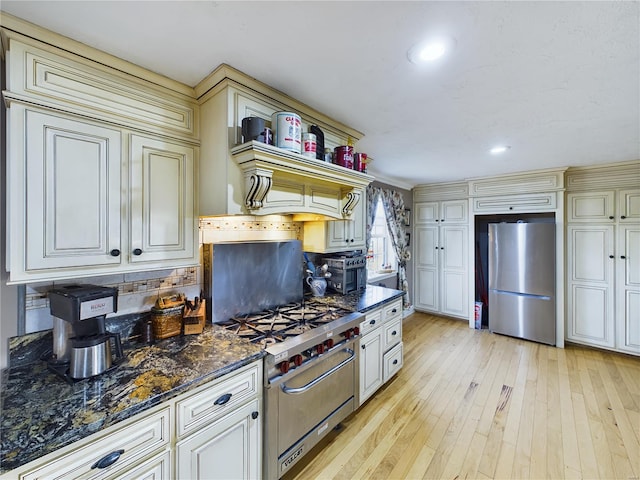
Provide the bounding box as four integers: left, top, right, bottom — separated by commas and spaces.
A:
21, 407, 170, 480
113, 449, 171, 480
176, 363, 260, 439
383, 342, 404, 382
360, 308, 382, 336
383, 317, 403, 351
383, 299, 403, 323
472, 192, 557, 213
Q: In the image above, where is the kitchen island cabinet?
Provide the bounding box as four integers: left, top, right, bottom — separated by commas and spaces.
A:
566, 163, 640, 355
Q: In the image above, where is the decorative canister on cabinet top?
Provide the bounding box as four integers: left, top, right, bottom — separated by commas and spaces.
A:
272, 111, 302, 153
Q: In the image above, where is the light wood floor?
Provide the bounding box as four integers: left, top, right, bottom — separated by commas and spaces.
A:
284, 312, 640, 480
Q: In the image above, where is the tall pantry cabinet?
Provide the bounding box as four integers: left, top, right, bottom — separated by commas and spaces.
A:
566, 162, 640, 355
413, 183, 469, 319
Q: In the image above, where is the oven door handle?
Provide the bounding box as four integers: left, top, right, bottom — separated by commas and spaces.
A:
280, 349, 355, 395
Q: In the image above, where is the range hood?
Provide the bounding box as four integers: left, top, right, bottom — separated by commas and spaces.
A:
230, 141, 374, 220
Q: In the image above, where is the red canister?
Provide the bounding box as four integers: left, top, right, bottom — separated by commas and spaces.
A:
353, 153, 367, 172
333, 146, 354, 169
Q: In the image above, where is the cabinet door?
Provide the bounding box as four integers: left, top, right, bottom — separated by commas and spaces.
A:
358, 330, 383, 406
129, 135, 197, 264
567, 191, 615, 222
176, 399, 261, 480
115, 450, 171, 480
619, 189, 640, 222
326, 189, 366, 251
441, 199, 468, 224
11, 107, 122, 277
566, 225, 615, 347
414, 226, 439, 311
415, 202, 439, 224
440, 226, 469, 318
616, 225, 640, 354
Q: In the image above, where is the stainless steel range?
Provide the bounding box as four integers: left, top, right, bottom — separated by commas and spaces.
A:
218, 301, 363, 479
206, 240, 362, 479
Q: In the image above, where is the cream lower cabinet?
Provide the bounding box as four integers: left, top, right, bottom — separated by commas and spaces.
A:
6, 104, 198, 283
176, 399, 260, 480
358, 299, 403, 406
566, 187, 640, 355
1, 362, 262, 480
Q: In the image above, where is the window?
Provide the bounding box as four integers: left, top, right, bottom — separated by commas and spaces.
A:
367, 198, 398, 278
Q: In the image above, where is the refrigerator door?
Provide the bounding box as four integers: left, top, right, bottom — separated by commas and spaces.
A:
488, 223, 555, 296
489, 290, 556, 345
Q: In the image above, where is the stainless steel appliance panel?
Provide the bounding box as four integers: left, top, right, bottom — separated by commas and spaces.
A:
210, 240, 303, 323
276, 347, 355, 453
488, 222, 556, 345
489, 290, 555, 345
488, 223, 555, 296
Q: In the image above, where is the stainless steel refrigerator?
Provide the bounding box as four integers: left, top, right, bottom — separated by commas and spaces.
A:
488, 222, 556, 345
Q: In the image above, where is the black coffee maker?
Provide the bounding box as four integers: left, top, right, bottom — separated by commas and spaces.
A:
48, 285, 123, 381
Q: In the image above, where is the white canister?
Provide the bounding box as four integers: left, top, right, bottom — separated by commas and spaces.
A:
301, 132, 317, 159
272, 112, 302, 153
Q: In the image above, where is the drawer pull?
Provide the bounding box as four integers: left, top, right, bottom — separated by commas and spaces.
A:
391, 308, 397, 313
91, 449, 124, 469
392, 330, 397, 336
393, 359, 398, 365
214, 393, 233, 405
369, 319, 376, 325
252, 411, 259, 420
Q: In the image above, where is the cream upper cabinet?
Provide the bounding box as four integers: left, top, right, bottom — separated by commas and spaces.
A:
302, 187, 366, 253
415, 199, 467, 224
3, 32, 199, 283
129, 135, 197, 265
6, 105, 199, 283
7, 106, 123, 281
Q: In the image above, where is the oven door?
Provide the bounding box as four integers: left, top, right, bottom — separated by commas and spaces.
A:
276, 347, 356, 455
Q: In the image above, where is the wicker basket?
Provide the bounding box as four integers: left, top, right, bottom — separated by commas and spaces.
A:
151, 305, 184, 340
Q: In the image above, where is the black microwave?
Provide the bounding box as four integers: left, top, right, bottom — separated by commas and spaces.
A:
323, 254, 367, 294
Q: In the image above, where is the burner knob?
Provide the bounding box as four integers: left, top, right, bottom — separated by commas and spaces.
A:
316, 343, 325, 354
279, 361, 290, 374
343, 330, 352, 340
293, 354, 303, 366
353, 326, 360, 336
325, 339, 334, 349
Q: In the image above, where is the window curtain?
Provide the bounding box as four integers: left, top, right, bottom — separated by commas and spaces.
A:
366, 185, 412, 309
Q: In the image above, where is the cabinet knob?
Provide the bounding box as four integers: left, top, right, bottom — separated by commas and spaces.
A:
392, 330, 397, 335
609, 216, 615, 220
441, 219, 444, 222
621, 255, 627, 259
435, 219, 439, 222
110, 249, 120, 257
621, 215, 627, 219
609, 255, 615, 259
214, 393, 232, 405
361, 344, 366, 350
393, 359, 398, 365
251, 411, 259, 420
133, 248, 143, 256
509, 207, 514, 210
91, 449, 125, 469
369, 319, 376, 325
391, 308, 397, 313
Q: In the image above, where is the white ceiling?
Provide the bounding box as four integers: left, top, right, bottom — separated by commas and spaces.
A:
1, 1, 638, 189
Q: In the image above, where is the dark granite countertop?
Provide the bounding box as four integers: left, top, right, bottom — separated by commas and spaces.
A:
0, 325, 265, 474
314, 284, 405, 313
0, 285, 403, 474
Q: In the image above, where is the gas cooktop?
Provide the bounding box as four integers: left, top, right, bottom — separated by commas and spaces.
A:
218, 301, 354, 349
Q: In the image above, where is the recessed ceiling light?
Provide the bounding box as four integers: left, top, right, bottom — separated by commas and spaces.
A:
490, 145, 511, 154
407, 37, 455, 64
